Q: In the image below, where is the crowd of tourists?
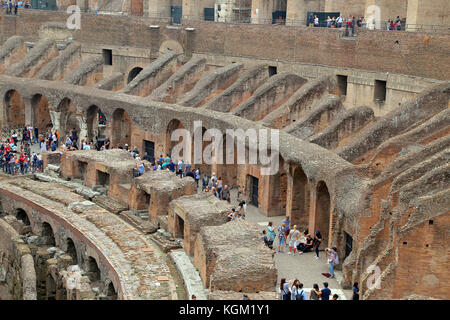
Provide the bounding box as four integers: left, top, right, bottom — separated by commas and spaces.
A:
1, 1, 30, 14
279, 278, 360, 301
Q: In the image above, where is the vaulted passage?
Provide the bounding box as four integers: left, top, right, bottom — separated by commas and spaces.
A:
291, 166, 310, 229
66, 238, 78, 265
166, 119, 186, 160
31, 94, 52, 133
16, 208, 30, 226
41, 222, 56, 246
112, 108, 131, 147
86, 257, 101, 283
4, 90, 25, 129
315, 181, 331, 244
127, 67, 143, 84
58, 98, 80, 137
87, 105, 106, 143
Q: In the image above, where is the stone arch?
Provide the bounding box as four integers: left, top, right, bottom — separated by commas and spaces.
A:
86, 257, 101, 282
41, 222, 56, 246
112, 108, 131, 147
291, 165, 310, 230
66, 237, 78, 265
106, 281, 118, 300
315, 180, 331, 244
127, 67, 143, 84
166, 118, 186, 161
86, 105, 106, 143
16, 208, 30, 226
31, 93, 52, 133
58, 97, 80, 137
4, 89, 25, 129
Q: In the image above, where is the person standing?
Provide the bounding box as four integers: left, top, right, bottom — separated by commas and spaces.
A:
313, 230, 322, 259
282, 216, 291, 243
326, 247, 339, 278
321, 282, 331, 300
277, 223, 286, 253
290, 280, 300, 300
288, 225, 300, 255
267, 222, 276, 244
352, 282, 360, 300
310, 284, 321, 300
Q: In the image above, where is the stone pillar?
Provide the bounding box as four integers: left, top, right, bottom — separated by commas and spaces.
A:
285, 166, 294, 220
308, 184, 316, 237
77, 116, 88, 143
23, 97, 33, 127
251, 0, 274, 24
149, 25, 160, 59
185, 27, 196, 58
50, 111, 61, 133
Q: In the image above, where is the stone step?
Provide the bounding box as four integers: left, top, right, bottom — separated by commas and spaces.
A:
119, 211, 157, 234
93, 195, 128, 214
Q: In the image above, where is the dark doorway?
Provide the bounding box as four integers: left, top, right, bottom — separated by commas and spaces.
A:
106, 282, 118, 300
315, 181, 330, 244
171, 6, 182, 24
374, 80, 387, 103
248, 175, 259, 207
127, 67, 143, 84
16, 209, 30, 226
42, 222, 56, 246
176, 215, 184, 238
102, 49, 112, 65
86, 257, 101, 282
204, 8, 214, 21
144, 140, 155, 163
97, 171, 110, 186
269, 66, 277, 77
337, 75, 348, 97
66, 238, 78, 265
345, 232, 353, 258
79, 161, 88, 181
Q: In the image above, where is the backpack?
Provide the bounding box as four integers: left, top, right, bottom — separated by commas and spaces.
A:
296, 290, 304, 300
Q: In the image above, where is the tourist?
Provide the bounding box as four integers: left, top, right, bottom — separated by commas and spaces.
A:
321, 282, 331, 300
310, 284, 321, 300
297, 283, 307, 300
352, 282, 360, 300
337, 15, 343, 28
227, 208, 236, 221
327, 16, 332, 28
194, 168, 200, 186
262, 230, 273, 249
280, 278, 290, 300
177, 159, 183, 177
313, 230, 322, 259
221, 184, 230, 202
290, 279, 300, 300
201, 173, 209, 190
314, 15, 319, 27
332, 294, 339, 300
297, 233, 313, 254
326, 247, 339, 278
288, 225, 300, 255
216, 177, 223, 198
191, 294, 196, 300
104, 137, 110, 150
308, 14, 314, 27
282, 216, 291, 242
277, 222, 286, 253
267, 222, 276, 244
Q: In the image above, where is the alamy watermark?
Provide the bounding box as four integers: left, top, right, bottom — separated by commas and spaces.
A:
67, 5, 81, 30
170, 121, 280, 175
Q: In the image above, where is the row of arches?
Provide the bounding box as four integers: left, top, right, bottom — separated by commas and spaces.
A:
12, 208, 118, 300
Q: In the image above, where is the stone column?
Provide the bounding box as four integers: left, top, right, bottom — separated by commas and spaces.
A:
251, 0, 274, 24
23, 97, 33, 127
285, 165, 294, 220
308, 183, 317, 237
50, 111, 61, 133
185, 27, 196, 58
149, 25, 160, 59
77, 116, 88, 143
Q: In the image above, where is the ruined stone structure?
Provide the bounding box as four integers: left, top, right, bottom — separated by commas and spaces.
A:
0, 9, 448, 300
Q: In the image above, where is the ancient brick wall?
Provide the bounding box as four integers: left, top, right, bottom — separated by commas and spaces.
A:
1, 11, 449, 80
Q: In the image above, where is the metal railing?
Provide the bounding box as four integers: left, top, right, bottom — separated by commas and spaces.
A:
4, 7, 450, 34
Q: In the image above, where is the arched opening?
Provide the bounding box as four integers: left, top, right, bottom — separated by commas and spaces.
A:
86, 257, 101, 282
112, 108, 131, 147
41, 222, 56, 246
127, 67, 143, 84
31, 94, 52, 133
87, 105, 106, 144
46, 275, 56, 300
315, 181, 331, 244
291, 166, 310, 230
106, 281, 118, 300
16, 208, 30, 226
4, 90, 25, 129
66, 238, 78, 265
166, 119, 186, 161
58, 98, 80, 137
